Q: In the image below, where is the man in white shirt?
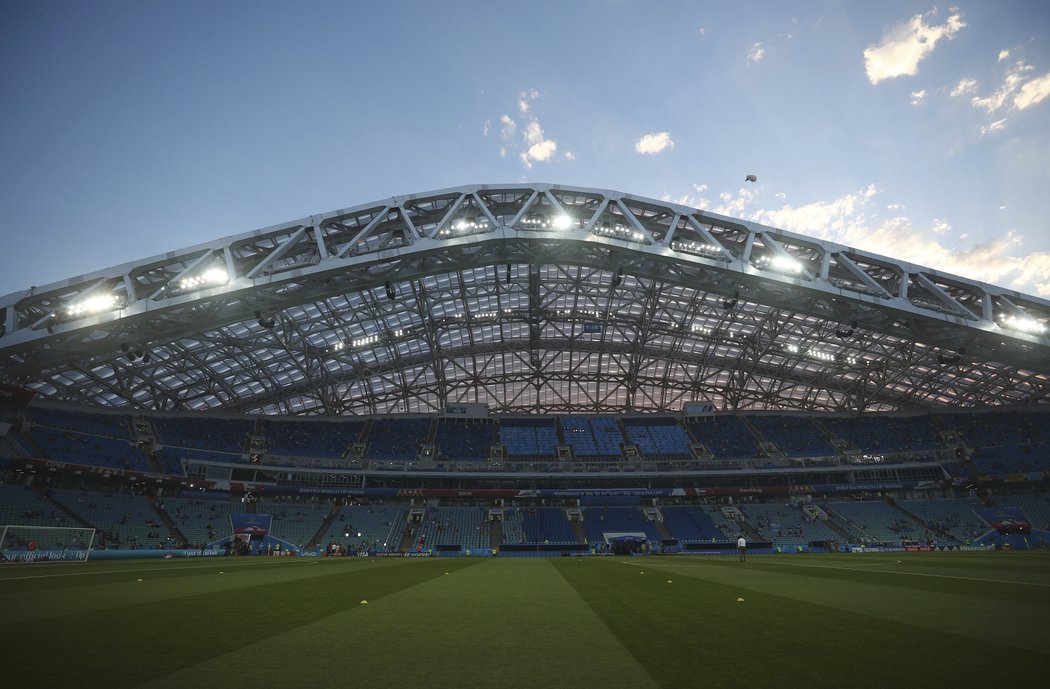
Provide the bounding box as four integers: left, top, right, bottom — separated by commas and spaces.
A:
737, 536, 747, 561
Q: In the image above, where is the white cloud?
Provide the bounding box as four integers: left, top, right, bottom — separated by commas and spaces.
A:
998, 49, 1010, 62
518, 89, 540, 114
950, 78, 978, 97
661, 192, 710, 209
660, 183, 711, 209
748, 184, 1050, 297
774, 192, 786, 201
527, 139, 557, 162
499, 115, 516, 139
751, 185, 879, 240
520, 120, 558, 163
713, 187, 760, 217
747, 42, 765, 64
972, 61, 1032, 113
635, 132, 675, 154
980, 118, 1007, 136
910, 89, 927, 105
498, 114, 517, 157
1014, 253, 1050, 297
491, 90, 565, 169
523, 120, 544, 145
961, 60, 1050, 135
698, 27, 705, 36
1014, 71, 1050, 110
864, 10, 966, 84
482, 119, 491, 137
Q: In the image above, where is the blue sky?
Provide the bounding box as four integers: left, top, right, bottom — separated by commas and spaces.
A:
2, 0, 1049, 298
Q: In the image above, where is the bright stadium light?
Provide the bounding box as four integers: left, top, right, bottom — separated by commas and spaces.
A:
552, 213, 572, 230
201, 267, 229, 284
1000, 314, 1047, 335
351, 334, 380, 348
179, 266, 229, 291
65, 293, 118, 317
769, 255, 803, 274
592, 221, 643, 242
672, 239, 725, 259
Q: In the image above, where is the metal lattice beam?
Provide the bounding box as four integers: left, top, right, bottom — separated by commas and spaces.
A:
2, 184, 1048, 415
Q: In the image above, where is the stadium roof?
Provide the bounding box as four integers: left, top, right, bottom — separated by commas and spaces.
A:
1, 183, 1048, 415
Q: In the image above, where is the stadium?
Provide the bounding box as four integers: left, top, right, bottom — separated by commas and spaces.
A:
1, 184, 1048, 688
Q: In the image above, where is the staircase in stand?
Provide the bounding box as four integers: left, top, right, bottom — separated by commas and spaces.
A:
150, 496, 188, 547
886, 498, 958, 542
40, 489, 95, 529
739, 522, 763, 541
398, 507, 426, 552
308, 504, 343, 549
823, 518, 854, 542
489, 518, 503, 550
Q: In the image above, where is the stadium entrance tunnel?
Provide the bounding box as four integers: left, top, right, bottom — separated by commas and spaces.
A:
610, 536, 649, 555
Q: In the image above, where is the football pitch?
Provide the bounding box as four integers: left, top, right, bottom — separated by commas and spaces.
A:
1, 552, 1047, 688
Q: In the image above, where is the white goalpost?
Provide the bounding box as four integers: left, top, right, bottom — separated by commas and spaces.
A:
0, 525, 96, 562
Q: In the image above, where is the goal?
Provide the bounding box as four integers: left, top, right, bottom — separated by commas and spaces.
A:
0, 525, 96, 562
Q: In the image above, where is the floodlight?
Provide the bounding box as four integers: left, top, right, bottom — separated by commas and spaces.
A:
769, 255, 803, 274
552, 214, 572, 230
66, 293, 118, 317
179, 266, 229, 291
1001, 314, 1046, 335
201, 267, 229, 285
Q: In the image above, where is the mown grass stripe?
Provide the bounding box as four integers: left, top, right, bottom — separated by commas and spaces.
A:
0, 557, 317, 582
0, 558, 408, 625
616, 556, 1049, 653
138, 558, 659, 689
1, 557, 477, 689
554, 558, 1045, 688
637, 555, 1050, 606
759, 556, 1050, 587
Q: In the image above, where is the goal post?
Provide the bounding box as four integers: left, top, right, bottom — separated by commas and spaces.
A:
0, 525, 96, 562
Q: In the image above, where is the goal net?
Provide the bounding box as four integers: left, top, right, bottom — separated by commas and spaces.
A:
0, 525, 96, 562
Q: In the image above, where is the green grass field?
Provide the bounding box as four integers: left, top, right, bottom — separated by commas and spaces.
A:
1, 552, 1047, 688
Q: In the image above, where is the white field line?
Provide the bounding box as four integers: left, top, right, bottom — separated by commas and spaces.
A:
0, 558, 321, 582
621, 557, 1050, 588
